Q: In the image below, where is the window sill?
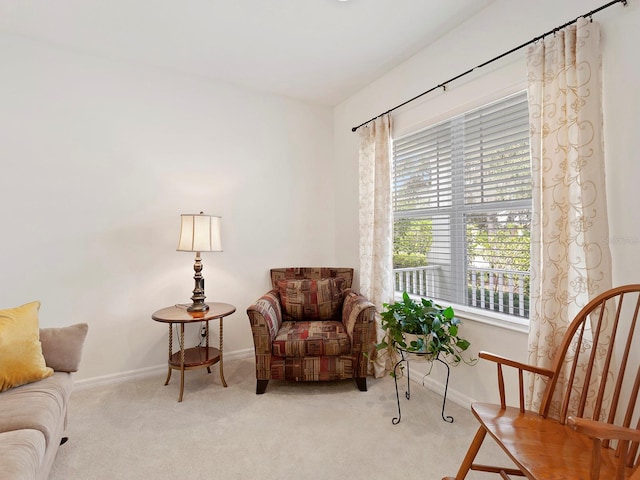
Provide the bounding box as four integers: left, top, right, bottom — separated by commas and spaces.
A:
451, 305, 529, 334
394, 291, 529, 334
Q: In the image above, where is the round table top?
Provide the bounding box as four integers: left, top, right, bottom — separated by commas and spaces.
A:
152, 302, 236, 323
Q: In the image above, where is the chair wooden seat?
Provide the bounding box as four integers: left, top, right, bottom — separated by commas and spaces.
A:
444, 285, 640, 480
472, 402, 634, 479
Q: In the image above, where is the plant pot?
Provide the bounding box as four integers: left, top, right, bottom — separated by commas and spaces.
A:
402, 332, 437, 361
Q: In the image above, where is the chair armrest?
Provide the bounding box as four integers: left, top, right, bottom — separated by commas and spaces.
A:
341, 291, 376, 350
568, 417, 640, 479
479, 351, 554, 411
480, 351, 554, 377
39, 323, 88, 372
342, 291, 376, 378
568, 417, 640, 443
247, 290, 282, 350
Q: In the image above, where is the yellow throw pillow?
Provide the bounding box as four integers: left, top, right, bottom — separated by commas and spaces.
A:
0, 301, 54, 392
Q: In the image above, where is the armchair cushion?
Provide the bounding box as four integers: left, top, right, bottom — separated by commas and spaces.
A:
272, 320, 351, 357
271, 268, 353, 289
277, 277, 346, 321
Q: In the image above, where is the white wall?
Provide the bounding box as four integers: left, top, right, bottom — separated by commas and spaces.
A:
3, 0, 638, 395
334, 0, 640, 405
0, 34, 335, 382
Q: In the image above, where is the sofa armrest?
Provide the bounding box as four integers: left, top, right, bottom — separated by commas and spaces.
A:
247, 290, 282, 351
342, 291, 376, 352
39, 323, 88, 372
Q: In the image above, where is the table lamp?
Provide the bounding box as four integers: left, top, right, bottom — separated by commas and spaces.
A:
177, 212, 222, 312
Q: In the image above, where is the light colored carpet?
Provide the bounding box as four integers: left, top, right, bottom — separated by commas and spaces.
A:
50, 358, 509, 479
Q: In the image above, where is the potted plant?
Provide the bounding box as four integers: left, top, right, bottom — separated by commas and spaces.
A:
376, 292, 476, 366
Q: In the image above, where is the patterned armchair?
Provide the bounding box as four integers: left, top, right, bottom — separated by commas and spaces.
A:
247, 267, 376, 394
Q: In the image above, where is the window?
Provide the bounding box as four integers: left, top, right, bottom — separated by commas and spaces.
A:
392, 91, 531, 320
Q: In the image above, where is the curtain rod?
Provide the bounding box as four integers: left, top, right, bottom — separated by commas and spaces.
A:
351, 0, 628, 132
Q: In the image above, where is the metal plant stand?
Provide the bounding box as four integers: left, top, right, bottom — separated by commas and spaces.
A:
392, 349, 454, 424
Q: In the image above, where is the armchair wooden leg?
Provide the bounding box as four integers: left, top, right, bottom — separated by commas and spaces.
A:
355, 377, 367, 392
256, 379, 269, 394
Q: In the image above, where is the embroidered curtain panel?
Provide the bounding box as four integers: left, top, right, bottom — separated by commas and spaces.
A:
358, 115, 393, 378
526, 18, 613, 417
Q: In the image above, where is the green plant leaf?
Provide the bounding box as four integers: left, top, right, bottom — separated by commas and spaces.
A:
432, 317, 441, 330
378, 292, 475, 366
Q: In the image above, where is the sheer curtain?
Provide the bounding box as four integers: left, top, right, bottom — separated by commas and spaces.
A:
358, 115, 394, 378
526, 18, 613, 416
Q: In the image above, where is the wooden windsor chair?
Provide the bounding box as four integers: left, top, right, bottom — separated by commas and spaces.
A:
444, 284, 640, 480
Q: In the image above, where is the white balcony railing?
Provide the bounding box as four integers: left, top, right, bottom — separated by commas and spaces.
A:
394, 266, 441, 298
468, 267, 529, 318
393, 266, 530, 319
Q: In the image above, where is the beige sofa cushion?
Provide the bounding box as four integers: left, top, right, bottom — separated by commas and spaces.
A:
0, 429, 46, 480
0, 373, 72, 447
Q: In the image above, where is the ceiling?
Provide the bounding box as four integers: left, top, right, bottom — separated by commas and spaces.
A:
0, 0, 495, 106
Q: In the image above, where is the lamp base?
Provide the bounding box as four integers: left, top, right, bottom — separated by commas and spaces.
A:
186, 252, 210, 313
187, 301, 209, 313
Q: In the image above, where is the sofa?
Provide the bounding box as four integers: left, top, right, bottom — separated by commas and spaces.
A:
247, 267, 376, 394
0, 301, 88, 480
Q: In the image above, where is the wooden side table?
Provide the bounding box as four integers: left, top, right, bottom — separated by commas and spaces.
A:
152, 302, 236, 402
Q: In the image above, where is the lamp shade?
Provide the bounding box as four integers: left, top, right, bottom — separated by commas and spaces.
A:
177, 213, 222, 252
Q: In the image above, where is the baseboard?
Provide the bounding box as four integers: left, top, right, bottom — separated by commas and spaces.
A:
406, 362, 476, 409
73, 351, 473, 403
74, 364, 167, 390
74, 348, 255, 390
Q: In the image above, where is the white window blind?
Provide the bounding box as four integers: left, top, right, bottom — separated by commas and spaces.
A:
392, 91, 531, 319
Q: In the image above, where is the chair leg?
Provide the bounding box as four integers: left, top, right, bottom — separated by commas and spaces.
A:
355, 376, 367, 392
256, 379, 269, 394
444, 426, 487, 480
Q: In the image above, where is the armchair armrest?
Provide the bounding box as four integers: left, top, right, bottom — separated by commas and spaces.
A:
247, 290, 283, 384
247, 290, 282, 349
479, 351, 554, 412
341, 291, 376, 351
39, 323, 88, 372
341, 291, 376, 379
